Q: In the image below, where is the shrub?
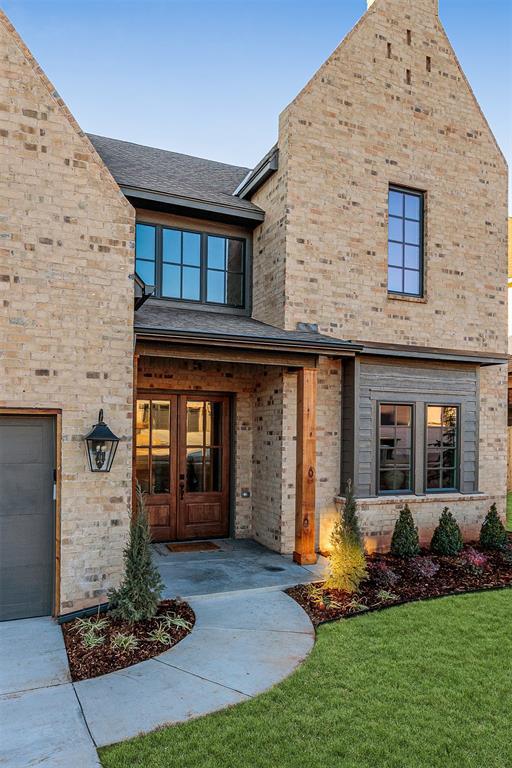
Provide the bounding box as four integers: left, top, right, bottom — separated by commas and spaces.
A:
390, 505, 420, 559
479, 504, 508, 550
410, 556, 440, 579
325, 480, 367, 592
370, 561, 399, 588
108, 484, 164, 624
341, 479, 363, 547
461, 547, 488, 575
430, 507, 463, 556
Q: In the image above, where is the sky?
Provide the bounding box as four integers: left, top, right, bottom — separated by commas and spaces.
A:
3, 0, 511, 209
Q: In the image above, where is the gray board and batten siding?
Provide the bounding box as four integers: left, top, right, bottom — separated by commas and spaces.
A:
341, 357, 479, 498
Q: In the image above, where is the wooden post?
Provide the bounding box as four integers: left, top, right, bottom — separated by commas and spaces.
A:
293, 367, 318, 565
132, 351, 139, 515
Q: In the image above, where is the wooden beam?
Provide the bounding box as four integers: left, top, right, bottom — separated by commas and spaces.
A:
293, 368, 318, 565
132, 352, 139, 515
136, 340, 319, 369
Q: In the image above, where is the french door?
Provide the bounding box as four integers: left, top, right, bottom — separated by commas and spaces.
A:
135, 394, 230, 541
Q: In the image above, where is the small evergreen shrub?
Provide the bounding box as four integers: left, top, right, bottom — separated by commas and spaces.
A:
326, 480, 367, 593
479, 503, 508, 550
390, 505, 420, 559
108, 484, 164, 624
430, 507, 463, 556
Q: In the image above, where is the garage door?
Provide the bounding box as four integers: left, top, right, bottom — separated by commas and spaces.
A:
0, 416, 55, 621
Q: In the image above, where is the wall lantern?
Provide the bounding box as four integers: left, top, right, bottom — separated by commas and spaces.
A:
85, 409, 120, 472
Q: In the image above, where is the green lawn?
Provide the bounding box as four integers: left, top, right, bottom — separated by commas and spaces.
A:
507, 492, 512, 531
100, 590, 512, 768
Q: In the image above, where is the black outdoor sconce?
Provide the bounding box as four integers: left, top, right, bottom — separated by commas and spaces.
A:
85, 409, 120, 472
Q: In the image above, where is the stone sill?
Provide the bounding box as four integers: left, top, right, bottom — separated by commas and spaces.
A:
387, 292, 427, 304
334, 493, 490, 507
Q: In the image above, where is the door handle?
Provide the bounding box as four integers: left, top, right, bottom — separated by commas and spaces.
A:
179, 481, 185, 500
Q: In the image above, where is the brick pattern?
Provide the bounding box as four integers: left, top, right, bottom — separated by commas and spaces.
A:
252, 0, 508, 546
0, 12, 135, 613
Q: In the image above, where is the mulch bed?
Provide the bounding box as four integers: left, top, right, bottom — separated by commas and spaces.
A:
62, 599, 195, 681
287, 538, 512, 627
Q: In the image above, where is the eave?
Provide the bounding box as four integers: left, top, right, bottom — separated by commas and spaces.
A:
121, 185, 265, 228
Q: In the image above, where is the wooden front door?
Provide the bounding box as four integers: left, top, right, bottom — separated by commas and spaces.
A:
135, 394, 230, 542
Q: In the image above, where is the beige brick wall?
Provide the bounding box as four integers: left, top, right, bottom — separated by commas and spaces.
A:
0, 12, 135, 613
252, 0, 508, 549
280, 0, 507, 350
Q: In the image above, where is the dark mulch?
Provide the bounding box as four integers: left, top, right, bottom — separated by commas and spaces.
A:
62, 600, 195, 681
287, 539, 512, 626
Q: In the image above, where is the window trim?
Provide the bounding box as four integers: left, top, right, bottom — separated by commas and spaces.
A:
135, 221, 249, 311
387, 185, 424, 299
424, 403, 460, 494
376, 401, 415, 496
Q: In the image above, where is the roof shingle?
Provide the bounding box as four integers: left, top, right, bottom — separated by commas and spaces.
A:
88, 134, 262, 214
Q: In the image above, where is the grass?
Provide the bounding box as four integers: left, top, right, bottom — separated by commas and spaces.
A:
507, 492, 512, 531
100, 590, 512, 768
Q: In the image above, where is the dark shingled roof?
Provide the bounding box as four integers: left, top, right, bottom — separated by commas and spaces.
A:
88, 134, 262, 214
134, 302, 358, 354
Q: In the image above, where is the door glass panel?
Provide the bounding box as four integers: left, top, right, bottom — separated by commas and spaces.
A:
136, 446, 150, 493
185, 400, 223, 494
152, 447, 170, 494
186, 447, 203, 492
212, 447, 222, 491
151, 401, 170, 446
187, 402, 204, 446
136, 400, 150, 446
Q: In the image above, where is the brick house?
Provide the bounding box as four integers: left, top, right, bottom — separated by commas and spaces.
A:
0, 0, 508, 621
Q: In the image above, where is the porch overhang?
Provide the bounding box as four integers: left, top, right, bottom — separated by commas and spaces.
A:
134, 303, 361, 363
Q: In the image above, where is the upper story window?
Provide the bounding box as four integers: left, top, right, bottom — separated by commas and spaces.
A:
387, 186, 424, 297
135, 223, 246, 308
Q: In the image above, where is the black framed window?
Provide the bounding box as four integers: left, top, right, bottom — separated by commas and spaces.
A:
388, 186, 423, 296
135, 223, 246, 308
426, 405, 459, 491
378, 404, 413, 493
135, 224, 156, 287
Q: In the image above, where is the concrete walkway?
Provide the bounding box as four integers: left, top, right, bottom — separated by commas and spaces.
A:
153, 538, 328, 598
1, 585, 315, 763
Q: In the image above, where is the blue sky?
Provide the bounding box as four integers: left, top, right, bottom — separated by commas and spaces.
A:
4, 0, 511, 208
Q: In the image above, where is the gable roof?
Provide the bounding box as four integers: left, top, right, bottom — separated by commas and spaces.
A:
88, 134, 263, 215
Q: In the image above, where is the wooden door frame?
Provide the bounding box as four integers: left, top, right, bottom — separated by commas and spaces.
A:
134, 389, 233, 541
0, 407, 62, 617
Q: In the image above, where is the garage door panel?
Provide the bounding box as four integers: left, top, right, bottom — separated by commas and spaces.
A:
0, 425, 45, 464
0, 464, 52, 515
0, 563, 52, 619
0, 416, 55, 621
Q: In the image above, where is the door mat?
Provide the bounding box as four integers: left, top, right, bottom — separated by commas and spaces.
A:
166, 541, 220, 553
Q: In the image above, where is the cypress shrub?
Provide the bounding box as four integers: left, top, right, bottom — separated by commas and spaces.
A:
108, 484, 164, 623
430, 507, 463, 556
325, 480, 367, 593
479, 503, 508, 550
390, 504, 420, 559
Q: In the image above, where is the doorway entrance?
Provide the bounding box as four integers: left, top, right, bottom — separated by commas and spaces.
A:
135, 394, 230, 541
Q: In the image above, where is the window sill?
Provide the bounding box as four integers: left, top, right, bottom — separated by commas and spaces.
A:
387, 293, 427, 304
334, 492, 488, 506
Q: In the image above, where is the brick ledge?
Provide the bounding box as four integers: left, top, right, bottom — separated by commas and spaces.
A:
334, 493, 490, 507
